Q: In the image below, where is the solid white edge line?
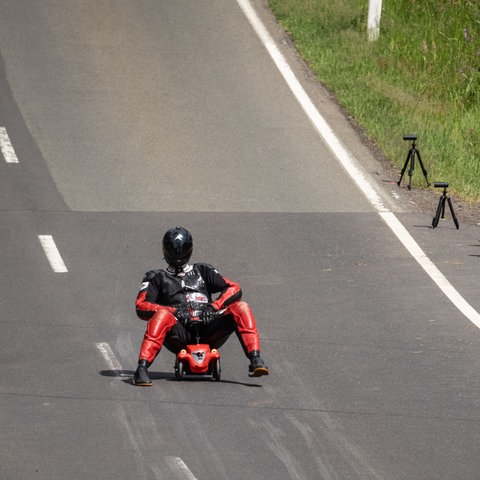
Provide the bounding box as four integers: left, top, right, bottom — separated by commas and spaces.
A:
237, 0, 480, 328
380, 212, 480, 328
38, 235, 68, 273
236, 0, 387, 212
0, 126, 19, 163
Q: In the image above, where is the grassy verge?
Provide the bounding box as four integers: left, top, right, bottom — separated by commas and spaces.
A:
268, 0, 480, 203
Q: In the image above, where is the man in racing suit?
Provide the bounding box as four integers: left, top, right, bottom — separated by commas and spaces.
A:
133, 226, 269, 386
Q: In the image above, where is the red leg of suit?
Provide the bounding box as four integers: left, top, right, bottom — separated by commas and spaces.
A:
138, 310, 177, 363
225, 301, 261, 354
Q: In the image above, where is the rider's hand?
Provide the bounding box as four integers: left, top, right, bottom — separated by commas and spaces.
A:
200, 304, 217, 326
174, 306, 190, 325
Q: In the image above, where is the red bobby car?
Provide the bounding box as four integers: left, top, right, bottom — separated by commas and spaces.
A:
174, 319, 221, 381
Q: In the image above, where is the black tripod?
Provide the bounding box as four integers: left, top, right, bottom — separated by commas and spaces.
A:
432, 182, 459, 229
397, 135, 430, 190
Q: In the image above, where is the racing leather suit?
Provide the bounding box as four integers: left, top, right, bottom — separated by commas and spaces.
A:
135, 263, 261, 364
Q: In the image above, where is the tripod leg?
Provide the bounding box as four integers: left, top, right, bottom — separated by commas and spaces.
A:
432, 196, 445, 228
415, 149, 431, 186
447, 196, 460, 229
407, 151, 415, 190
397, 151, 412, 186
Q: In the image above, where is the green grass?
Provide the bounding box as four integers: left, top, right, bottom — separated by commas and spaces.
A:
268, 0, 480, 203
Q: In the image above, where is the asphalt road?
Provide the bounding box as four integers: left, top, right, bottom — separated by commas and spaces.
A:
1, 1, 480, 479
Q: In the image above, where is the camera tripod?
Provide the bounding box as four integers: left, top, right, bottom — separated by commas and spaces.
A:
397, 135, 430, 190
432, 182, 459, 229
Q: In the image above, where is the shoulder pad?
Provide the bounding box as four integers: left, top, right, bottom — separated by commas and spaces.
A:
142, 269, 161, 281
195, 263, 221, 276
195, 262, 215, 270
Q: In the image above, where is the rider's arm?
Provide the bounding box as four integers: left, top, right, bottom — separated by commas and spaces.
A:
197, 264, 242, 311
211, 276, 242, 311
135, 271, 175, 320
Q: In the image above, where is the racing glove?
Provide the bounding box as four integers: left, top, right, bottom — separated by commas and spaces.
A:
200, 304, 217, 327
174, 306, 191, 326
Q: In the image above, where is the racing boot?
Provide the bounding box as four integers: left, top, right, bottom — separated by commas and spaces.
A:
248, 350, 269, 377
133, 359, 152, 386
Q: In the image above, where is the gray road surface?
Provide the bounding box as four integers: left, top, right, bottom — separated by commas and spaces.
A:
1, 2, 479, 479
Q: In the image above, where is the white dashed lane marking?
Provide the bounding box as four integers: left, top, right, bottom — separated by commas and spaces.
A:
0, 127, 19, 163
38, 235, 68, 273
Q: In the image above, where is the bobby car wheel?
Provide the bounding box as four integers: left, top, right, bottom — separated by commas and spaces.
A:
175, 361, 185, 381
213, 359, 221, 381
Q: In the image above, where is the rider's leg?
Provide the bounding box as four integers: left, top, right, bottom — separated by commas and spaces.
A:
226, 301, 269, 377
134, 310, 177, 386
138, 310, 177, 362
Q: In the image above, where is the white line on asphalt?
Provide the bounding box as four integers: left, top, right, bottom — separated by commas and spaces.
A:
96, 342, 129, 376
236, 0, 387, 213
38, 235, 68, 273
0, 127, 19, 163
380, 212, 480, 328
237, 0, 480, 329
165, 456, 199, 480
98, 345, 197, 478
96, 342, 121, 371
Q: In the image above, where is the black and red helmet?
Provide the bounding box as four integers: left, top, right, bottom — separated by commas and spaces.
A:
162, 227, 193, 268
